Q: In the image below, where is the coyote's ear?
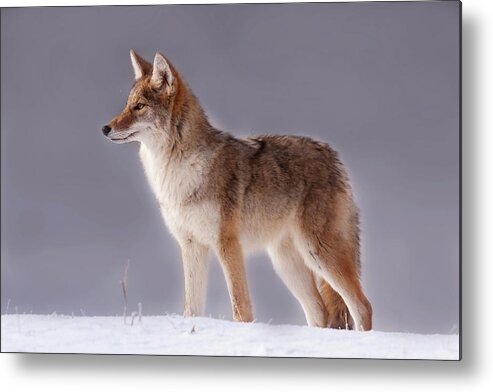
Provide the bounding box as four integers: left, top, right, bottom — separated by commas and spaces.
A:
130, 49, 151, 81
150, 52, 174, 91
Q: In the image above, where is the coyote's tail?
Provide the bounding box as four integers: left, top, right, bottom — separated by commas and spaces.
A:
319, 280, 354, 330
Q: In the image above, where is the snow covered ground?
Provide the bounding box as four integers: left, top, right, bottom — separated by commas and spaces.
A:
1, 314, 459, 359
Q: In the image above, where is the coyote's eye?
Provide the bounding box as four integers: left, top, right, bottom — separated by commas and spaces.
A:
134, 103, 145, 111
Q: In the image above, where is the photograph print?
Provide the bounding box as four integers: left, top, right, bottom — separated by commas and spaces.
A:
0, 1, 460, 359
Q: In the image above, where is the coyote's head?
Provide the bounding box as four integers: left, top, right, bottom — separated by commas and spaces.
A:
103, 50, 179, 144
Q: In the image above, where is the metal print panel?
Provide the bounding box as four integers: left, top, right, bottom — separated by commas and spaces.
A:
0, 1, 461, 359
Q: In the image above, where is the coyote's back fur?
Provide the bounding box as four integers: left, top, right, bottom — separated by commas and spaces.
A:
103, 50, 372, 331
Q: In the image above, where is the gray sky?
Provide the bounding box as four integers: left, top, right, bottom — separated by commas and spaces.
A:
1, 2, 460, 334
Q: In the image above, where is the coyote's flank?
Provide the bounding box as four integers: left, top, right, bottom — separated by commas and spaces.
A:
103, 50, 372, 331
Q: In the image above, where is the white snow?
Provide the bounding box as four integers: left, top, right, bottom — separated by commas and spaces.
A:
1, 314, 459, 359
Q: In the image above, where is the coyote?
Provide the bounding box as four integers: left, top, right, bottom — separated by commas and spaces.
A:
103, 50, 372, 331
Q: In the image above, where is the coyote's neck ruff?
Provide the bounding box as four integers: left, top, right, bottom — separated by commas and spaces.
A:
104, 50, 372, 331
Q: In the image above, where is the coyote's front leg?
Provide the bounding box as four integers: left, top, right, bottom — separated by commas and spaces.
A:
217, 228, 253, 322
180, 237, 210, 317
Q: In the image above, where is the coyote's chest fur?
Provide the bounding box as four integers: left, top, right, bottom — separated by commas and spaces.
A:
139, 143, 286, 250
139, 144, 220, 245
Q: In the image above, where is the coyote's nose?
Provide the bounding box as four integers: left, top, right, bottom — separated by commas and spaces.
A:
102, 125, 111, 136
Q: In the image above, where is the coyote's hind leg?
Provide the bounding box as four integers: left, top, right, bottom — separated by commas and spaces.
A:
294, 230, 372, 331
268, 235, 327, 328
294, 192, 372, 331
